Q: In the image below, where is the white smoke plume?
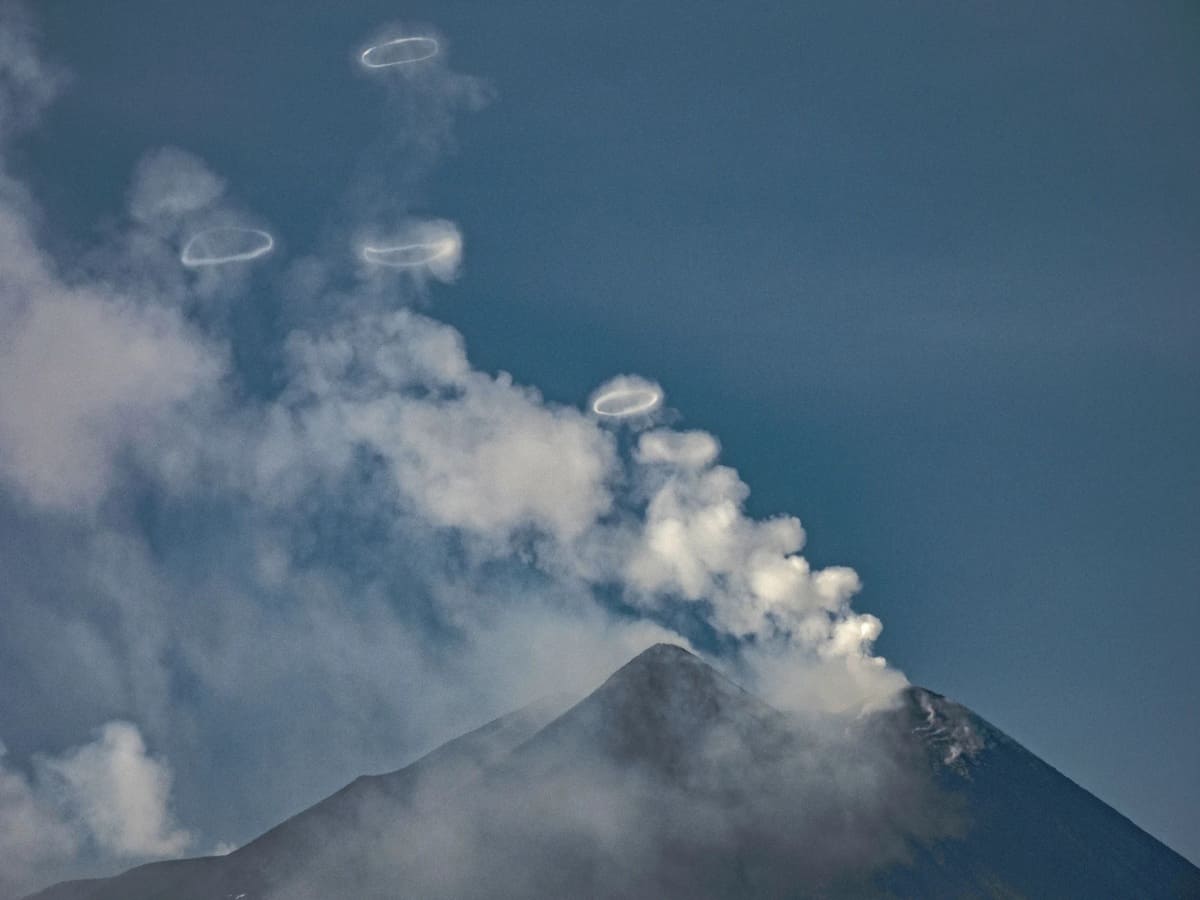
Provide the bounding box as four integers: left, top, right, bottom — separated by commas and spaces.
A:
0, 1, 64, 139
128, 147, 227, 229
0, 5, 909, 894
0, 166, 221, 511
346, 21, 490, 218
0, 725, 189, 899
0, 742, 77, 900
36, 722, 191, 859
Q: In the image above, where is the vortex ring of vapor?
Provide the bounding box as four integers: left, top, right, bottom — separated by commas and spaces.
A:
180, 228, 274, 268
592, 387, 663, 418
360, 240, 455, 268
361, 37, 440, 68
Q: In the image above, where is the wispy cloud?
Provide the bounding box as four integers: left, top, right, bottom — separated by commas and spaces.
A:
0, 723, 188, 899
0, 1, 65, 139
0, 6, 909, 893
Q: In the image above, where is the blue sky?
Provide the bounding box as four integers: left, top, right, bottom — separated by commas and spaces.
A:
0, 0, 1196, 889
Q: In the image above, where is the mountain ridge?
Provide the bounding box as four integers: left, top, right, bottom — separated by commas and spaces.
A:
25, 644, 1200, 900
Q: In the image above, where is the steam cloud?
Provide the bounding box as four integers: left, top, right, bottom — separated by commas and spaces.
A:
0, 724, 189, 899
0, 5, 909, 894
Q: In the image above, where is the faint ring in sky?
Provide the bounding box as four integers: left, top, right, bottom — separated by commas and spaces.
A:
360, 239, 456, 268
361, 37, 439, 68
180, 228, 274, 267
592, 387, 664, 418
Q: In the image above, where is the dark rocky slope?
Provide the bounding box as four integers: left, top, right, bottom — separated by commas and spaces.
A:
29, 645, 1200, 899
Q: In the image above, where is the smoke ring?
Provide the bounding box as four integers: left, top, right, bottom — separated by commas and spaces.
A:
361, 37, 440, 68
592, 387, 663, 418
180, 227, 274, 268
360, 240, 456, 268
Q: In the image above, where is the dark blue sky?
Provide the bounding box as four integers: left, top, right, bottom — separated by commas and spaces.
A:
20, 0, 1200, 863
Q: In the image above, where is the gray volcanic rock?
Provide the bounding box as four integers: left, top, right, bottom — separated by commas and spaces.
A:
26, 644, 1200, 900
880, 687, 1200, 898
25, 694, 566, 900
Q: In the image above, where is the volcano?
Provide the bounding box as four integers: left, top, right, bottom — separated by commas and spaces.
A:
27, 644, 1200, 899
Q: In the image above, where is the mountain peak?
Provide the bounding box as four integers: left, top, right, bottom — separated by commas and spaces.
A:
516, 641, 782, 777
594, 641, 753, 711
614, 641, 707, 678
26, 646, 1200, 900
631, 641, 696, 661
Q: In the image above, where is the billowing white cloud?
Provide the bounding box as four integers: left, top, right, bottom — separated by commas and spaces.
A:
0, 724, 190, 898
0, 741, 78, 900
259, 310, 616, 543
0, 2, 66, 138
623, 426, 898, 710
368, 388, 613, 540
0, 86, 235, 515
0, 280, 221, 510
232, 297, 898, 709
747, 641, 910, 715
128, 146, 226, 227
636, 429, 720, 470
37, 721, 192, 859
0, 7, 914, 893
